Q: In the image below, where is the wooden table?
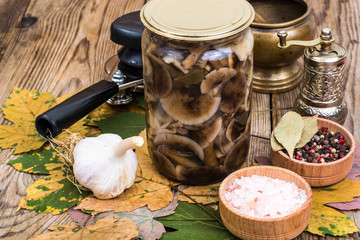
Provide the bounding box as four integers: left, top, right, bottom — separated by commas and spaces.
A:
0, 0, 359, 239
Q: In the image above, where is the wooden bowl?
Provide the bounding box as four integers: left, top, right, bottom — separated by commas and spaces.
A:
219, 166, 312, 240
271, 117, 356, 187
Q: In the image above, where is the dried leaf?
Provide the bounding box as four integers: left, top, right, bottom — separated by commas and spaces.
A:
174, 68, 207, 85
30, 217, 138, 240
95, 197, 178, 240
135, 93, 145, 110
87, 99, 145, 127
307, 178, 360, 236
254, 156, 272, 165
8, 147, 62, 174
2, 87, 55, 125
326, 145, 360, 210
270, 134, 284, 151
86, 103, 120, 126
295, 115, 318, 148
67, 207, 95, 227
96, 112, 146, 139
158, 201, 233, 240
274, 111, 304, 158
0, 88, 90, 154
19, 171, 90, 215
0, 87, 55, 153
9, 147, 90, 215
75, 130, 178, 213
178, 183, 220, 204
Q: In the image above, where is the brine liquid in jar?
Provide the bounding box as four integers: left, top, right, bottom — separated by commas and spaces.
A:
140, 0, 255, 185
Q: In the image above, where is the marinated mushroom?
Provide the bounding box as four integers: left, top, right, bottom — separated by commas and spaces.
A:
182, 46, 208, 70
154, 133, 205, 160
146, 53, 173, 98
225, 111, 249, 142
153, 150, 176, 179
188, 117, 222, 148
160, 84, 221, 125
200, 67, 237, 94
203, 142, 220, 167
157, 145, 203, 168
182, 165, 228, 185
231, 29, 254, 61
220, 62, 248, 113
224, 128, 250, 172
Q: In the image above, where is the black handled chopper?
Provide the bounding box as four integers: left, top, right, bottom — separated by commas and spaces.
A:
35, 11, 145, 138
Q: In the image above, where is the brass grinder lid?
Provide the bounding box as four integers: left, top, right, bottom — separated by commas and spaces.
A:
140, 0, 255, 41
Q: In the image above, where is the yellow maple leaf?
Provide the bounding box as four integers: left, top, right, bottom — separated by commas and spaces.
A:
30, 217, 138, 240
87, 100, 145, 126
75, 129, 178, 213
2, 87, 56, 124
178, 183, 220, 204
308, 178, 360, 236
0, 88, 90, 154
0, 88, 55, 153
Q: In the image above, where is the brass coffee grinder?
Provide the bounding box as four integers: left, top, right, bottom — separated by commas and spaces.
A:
278, 28, 347, 124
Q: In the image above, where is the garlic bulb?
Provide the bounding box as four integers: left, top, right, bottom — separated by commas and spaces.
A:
73, 133, 144, 199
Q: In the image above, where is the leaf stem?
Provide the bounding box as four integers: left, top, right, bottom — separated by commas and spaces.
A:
170, 186, 223, 225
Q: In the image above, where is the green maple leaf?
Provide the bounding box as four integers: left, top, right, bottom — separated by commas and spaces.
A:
8, 147, 90, 215
158, 201, 234, 240
96, 112, 146, 138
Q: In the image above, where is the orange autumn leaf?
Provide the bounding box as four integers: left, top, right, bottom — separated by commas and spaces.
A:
30, 217, 138, 240
76, 129, 178, 213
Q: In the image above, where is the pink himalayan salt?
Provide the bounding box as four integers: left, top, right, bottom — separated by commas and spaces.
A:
224, 175, 307, 218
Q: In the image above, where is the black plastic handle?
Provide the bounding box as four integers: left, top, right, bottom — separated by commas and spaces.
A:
35, 80, 118, 138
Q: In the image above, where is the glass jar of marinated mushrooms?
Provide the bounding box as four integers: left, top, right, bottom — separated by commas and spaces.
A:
140, 0, 255, 185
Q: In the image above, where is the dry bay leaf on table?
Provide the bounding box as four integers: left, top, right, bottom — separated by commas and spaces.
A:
274, 111, 304, 158
75, 130, 178, 213
30, 217, 138, 240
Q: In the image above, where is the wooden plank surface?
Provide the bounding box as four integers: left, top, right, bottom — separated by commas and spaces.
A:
0, 0, 359, 239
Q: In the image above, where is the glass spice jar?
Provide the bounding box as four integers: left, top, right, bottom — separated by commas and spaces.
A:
140, 0, 255, 185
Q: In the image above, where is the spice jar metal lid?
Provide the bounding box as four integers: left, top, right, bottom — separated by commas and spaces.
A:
140, 0, 255, 41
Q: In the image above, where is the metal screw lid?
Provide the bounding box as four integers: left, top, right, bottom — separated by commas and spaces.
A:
140, 0, 255, 41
